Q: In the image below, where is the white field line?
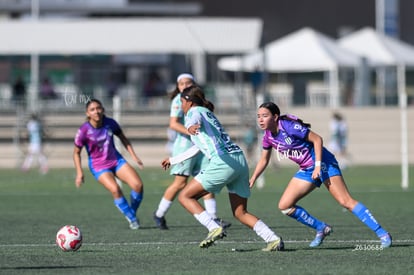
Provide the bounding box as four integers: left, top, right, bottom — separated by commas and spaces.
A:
1, 239, 413, 248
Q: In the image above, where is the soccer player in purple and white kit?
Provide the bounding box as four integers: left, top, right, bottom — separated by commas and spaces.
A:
250, 102, 392, 248
73, 99, 144, 230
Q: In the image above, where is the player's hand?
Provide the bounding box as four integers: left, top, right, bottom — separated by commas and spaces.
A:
135, 158, 144, 170
188, 124, 200, 135
249, 178, 255, 188
161, 158, 171, 170
311, 167, 321, 180
75, 174, 84, 188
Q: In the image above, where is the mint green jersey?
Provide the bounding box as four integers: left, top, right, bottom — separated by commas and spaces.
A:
170, 93, 193, 154
169, 94, 205, 176
184, 106, 242, 159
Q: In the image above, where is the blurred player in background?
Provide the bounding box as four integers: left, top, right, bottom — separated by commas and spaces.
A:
162, 86, 284, 251
73, 98, 144, 230
328, 112, 349, 169
21, 113, 48, 174
153, 73, 230, 230
250, 102, 392, 248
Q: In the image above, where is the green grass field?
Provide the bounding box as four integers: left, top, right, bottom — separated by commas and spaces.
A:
0, 166, 413, 275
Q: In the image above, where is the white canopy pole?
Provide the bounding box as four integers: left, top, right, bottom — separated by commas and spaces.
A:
397, 64, 409, 190
329, 69, 340, 108
255, 47, 266, 189
29, 0, 40, 113
113, 95, 123, 188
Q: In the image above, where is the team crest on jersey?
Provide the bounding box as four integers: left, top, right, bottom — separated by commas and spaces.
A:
284, 137, 293, 145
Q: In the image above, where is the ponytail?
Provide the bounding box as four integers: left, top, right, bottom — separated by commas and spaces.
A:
181, 86, 214, 112
278, 114, 311, 128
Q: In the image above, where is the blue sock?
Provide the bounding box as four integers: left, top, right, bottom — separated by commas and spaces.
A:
352, 202, 386, 237
114, 197, 136, 222
290, 205, 326, 231
130, 190, 143, 214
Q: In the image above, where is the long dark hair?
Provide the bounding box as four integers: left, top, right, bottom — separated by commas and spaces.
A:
85, 98, 103, 109
259, 102, 311, 128
181, 86, 214, 112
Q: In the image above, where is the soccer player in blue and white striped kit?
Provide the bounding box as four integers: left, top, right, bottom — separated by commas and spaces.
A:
161, 86, 284, 251
250, 102, 392, 248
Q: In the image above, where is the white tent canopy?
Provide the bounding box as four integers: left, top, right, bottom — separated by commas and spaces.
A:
218, 27, 361, 107
338, 27, 412, 190
0, 17, 263, 55
338, 27, 414, 67
218, 27, 360, 73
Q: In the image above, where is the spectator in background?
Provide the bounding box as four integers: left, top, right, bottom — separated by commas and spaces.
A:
328, 112, 349, 169
12, 76, 26, 106
143, 71, 166, 101
21, 113, 48, 174
250, 66, 263, 94
40, 77, 58, 100
242, 123, 257, 164
107, 75, 119, 99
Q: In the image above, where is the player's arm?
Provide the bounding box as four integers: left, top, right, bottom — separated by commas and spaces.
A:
73, 145, 84, 188
169, 116, 189, 136
161, 145, 200, 170
249, 149, 272, 188
117, 130, 144, 169
170, 145, 200, 164
307, 130, 323, 180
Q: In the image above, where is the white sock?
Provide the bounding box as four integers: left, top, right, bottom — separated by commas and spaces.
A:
253, 220, 279, 243
203, 198, 217, 219
194, 211, 220, 231
155, 197, 172, 218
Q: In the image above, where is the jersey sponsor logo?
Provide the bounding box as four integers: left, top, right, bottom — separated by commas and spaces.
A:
275, 143, 304, 161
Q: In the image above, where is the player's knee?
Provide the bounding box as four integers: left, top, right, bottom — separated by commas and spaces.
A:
172, 179, 187, 191
177, 191, 188, 205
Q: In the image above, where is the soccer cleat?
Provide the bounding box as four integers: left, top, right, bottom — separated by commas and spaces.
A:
153, 212, 168, 230
129, 220, 139, 230
380, 233, 392, 248
309, 224, 332, 247
262, 238, 284, 252
199, 226, 226, 248
214, 218, 232, 229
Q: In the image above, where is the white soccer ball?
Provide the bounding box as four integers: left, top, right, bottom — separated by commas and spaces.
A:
56, 225, 82, 252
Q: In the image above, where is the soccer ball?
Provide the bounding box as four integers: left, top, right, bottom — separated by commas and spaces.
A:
56, 225, 82, 252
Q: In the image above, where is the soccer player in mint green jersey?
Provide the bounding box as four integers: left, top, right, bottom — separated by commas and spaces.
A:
250, 102, 392, 248
153, 74, 230, 230
161, 86, 283, 251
